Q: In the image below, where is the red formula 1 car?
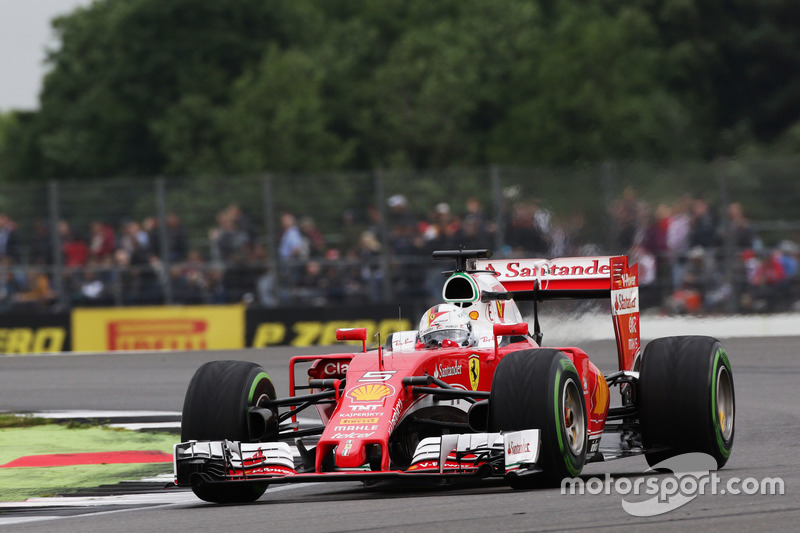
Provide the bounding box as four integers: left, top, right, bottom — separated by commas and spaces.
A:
174, 249, 735, 503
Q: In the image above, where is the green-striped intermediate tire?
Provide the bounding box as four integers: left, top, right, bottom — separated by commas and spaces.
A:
489, 349, 587, 488
181, 360, 276, 503
639, 336, 735, 468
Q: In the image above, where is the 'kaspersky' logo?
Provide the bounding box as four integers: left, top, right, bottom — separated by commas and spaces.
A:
469, 354, 480, 391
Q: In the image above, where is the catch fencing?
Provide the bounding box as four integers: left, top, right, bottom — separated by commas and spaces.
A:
1, 157, 798, 317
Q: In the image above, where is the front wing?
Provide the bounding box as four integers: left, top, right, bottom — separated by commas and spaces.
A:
174, 430, 540, 487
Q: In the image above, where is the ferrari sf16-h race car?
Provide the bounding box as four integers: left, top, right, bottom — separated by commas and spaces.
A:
174, 249, 735, 503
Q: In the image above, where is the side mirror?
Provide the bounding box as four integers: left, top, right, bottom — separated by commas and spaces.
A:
493, 323, 529, 337
336, 328, 367, 352
492, 322, 529, 360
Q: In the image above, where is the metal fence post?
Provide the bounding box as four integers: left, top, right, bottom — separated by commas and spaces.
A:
715, 158, 736, 314
262, 173, 279, 304
155, 177, 173, 305
490, 165, 505, 255
374, 171, 393, 302
47, 181, 67, 310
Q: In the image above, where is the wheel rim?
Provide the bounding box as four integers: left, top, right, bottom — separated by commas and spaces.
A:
716, 365, 734, 441
562, 378, 585, 455
255, 393, 270, 407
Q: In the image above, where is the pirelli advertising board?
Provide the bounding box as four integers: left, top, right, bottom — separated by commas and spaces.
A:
72, 305, 245, 352
246, 305, 417, 347
1, 304, 420, 354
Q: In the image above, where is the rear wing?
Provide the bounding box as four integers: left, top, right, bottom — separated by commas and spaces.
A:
475, 256, 640, 372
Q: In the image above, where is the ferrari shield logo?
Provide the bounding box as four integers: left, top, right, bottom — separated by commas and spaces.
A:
427, 310, 448, 328
468, 354, 480, 391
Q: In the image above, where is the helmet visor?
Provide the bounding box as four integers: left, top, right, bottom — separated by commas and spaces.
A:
422, 329, 469, 347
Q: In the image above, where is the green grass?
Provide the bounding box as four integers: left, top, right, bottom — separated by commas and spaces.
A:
0, 413, 50, 429
0, 424, 177, 501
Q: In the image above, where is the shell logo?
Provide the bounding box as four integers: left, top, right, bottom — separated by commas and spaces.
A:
348, 383, 395, 402
592, 374, 610, 415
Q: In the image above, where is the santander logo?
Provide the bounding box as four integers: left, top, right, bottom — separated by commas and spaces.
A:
434, 363, 462, 379
614, 292, 638, 311
507, 440, 531, 455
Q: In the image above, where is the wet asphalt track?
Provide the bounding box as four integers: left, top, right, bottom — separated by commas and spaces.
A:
0, 335, 798, 532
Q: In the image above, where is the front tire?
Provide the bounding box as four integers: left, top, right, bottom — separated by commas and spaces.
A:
639, 336, 735, 468
181, 360, 276, 503
489, 349, 587, 488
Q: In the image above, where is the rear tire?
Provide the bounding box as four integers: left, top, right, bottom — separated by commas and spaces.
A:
489, 349, 587, 488
639, 336, 735, 468
181, 360, 276, 503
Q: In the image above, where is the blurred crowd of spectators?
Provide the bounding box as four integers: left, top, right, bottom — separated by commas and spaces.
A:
1, 190, 798, 315
609, 188, 800, 314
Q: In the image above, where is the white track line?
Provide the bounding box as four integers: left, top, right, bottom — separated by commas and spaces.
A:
0, 483, 321, 526
24, 410, 181, 419
107, 422, 181, 431
0, 517, 60, 526
0, 491, 201, 508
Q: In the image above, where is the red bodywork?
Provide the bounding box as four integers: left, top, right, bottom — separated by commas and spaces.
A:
294, 341, 610, 473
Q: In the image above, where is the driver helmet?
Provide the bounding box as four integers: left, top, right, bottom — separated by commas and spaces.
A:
418, 303, 474, 348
